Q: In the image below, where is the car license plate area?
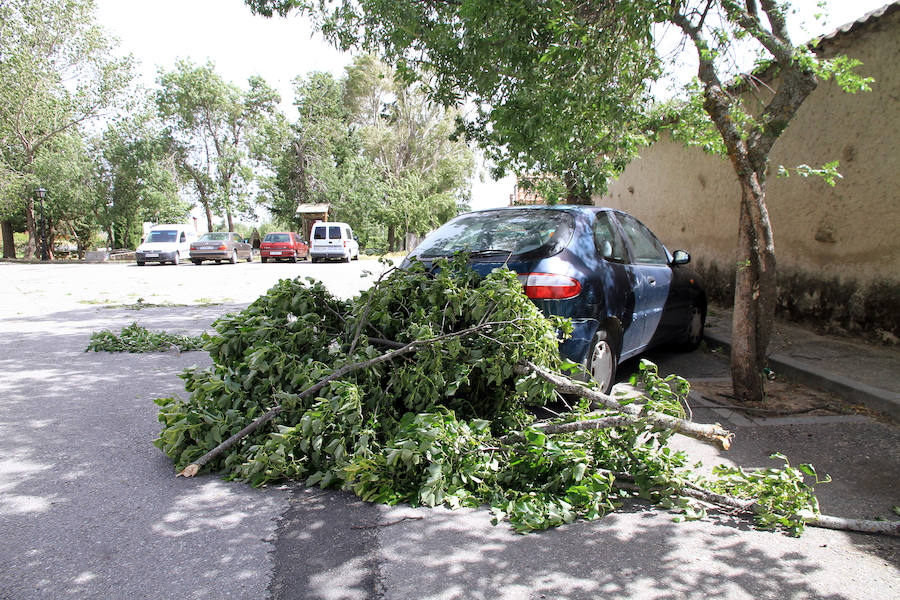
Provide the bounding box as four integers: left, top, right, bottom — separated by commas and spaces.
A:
270, 251, 282, 255
145, 253, 158, 257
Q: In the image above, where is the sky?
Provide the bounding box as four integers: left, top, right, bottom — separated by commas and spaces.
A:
93, 0, 891, 215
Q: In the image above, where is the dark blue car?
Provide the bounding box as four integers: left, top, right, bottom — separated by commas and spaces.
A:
401, 205, 706, 393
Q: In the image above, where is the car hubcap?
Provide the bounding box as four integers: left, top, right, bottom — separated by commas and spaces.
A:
589, 340, 613, 389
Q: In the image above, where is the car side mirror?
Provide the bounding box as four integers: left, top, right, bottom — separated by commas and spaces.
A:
672, 250, 690, 265
599, 240, 613, 259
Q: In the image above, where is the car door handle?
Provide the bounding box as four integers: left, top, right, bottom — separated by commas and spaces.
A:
647, 277, 656, 286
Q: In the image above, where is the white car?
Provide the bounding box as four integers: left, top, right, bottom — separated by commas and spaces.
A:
309, 222, 360, 263
135, 224, 197, 266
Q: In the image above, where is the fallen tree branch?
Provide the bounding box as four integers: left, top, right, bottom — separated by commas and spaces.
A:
178, 321, 520, 477
350, 515, 424, 529
613, 474, 900, 537
516, 362, 732, 450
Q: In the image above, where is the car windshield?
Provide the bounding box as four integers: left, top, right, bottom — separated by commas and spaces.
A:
264, 233, 290, 243
147, 230, 177, 243
413, 209, 575, 259
199, 233, 228, 241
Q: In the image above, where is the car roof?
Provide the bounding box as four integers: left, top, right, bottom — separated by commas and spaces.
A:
464, 205, 611, 215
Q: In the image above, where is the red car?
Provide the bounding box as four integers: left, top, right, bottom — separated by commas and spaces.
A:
260, 232, 309, 263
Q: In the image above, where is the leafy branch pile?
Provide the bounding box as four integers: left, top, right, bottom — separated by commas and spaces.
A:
86, 322, 205, 353
154, 257, 847, 535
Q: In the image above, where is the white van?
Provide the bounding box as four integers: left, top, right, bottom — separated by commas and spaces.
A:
135, 224, 198, 266
309, 222, 360, 263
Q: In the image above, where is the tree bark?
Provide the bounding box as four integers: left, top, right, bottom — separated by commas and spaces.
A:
1, 220, 16, 258
23, 198, 36, 259
387, 225, 396, 252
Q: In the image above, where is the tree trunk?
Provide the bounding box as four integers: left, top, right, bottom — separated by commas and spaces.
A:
226, 206, 234, 232
387, 225, 396, 252
23, 198, 37, 259
1, 220, 15, 258
564, 172, 592, 205
202, 199, 214, 233
730, 171, 777, 402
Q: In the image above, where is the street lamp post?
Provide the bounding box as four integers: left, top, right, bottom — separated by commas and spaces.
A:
35, 188, 48, 261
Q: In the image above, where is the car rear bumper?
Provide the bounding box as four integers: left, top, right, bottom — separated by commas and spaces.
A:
189, 250, 231, 261
260, 249, 297, 258
310, 248, 350, 259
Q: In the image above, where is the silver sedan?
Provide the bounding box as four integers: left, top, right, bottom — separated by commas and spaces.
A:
189, 232, 253, 265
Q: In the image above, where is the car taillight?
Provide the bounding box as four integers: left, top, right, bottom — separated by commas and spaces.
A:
517, 273, 582, 300
190, 244, 197, 250
343, 240, 348, 248
218, 244, 227, 250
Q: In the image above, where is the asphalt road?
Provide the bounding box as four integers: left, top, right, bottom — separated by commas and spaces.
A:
1, 260, 897, 600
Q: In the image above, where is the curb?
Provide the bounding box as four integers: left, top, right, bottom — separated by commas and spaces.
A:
703, 331, 900, 421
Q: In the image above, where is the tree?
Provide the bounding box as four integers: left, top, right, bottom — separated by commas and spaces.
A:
258, 60, 473, 250
343, 55, 474, 250
93, 109, 191, 250
0, 0, 133, 258
246, 0, 872, 401
156, 61, 280, 232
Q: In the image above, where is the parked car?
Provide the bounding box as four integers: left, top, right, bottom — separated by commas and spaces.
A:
260, 232, 308, 263
135, 224, 197, 266
309, 222, 360, 263
401, 206, 707, 393
189, 232, 253, 265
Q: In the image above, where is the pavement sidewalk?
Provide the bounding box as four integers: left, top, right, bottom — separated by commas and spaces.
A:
703, 305, 900, 420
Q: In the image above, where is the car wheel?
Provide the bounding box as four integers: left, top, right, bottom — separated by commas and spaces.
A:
675, 303, 705, 351
344, 255, 351, 263
136, 261, 144, 266
290, 252, 297, 263
171, 252, 180, 265
246, 252, 252, 262
192, 259, 202, 265
229, 250, 238, 264
585, 330, 617, 395
261, 257, 268, 263
311, 257, 318, 263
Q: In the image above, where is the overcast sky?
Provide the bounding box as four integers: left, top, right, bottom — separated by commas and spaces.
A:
93, 0, 890, 213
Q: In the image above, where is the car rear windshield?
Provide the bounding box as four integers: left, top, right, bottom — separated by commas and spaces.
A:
147, 230, 177, 243
199, 233, 228, 241
264, 233, 290, 243
414, 209, 575, 260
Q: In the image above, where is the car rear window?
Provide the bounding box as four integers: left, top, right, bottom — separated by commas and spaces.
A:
199, 232, 228, 241
313, 227, 326, 239
414, 209, 575, 260
329, 226, 342, 239
264, 233, 290, 243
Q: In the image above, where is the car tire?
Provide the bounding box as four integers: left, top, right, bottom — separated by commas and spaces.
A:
261, 257, 268, 263
344, 255, 351, 263
584, 329, 617, 395
172, 252, 180, 265
674, 302, 705, 351
192, 259, 202, 265
136, 261, 144, 266
290, 253, 297, 263
311, 257, 318, 263
229, 250, 238, 264
246, 252, 252, 263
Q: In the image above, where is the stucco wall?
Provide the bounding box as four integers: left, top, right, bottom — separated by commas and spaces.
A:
598, 8, 900, 336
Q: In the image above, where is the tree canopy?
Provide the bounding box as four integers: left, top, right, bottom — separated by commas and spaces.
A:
246, 0, 873, 401
0, 0, 134, 257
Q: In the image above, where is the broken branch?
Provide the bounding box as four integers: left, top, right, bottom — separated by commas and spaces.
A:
516, 362, 733, 449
